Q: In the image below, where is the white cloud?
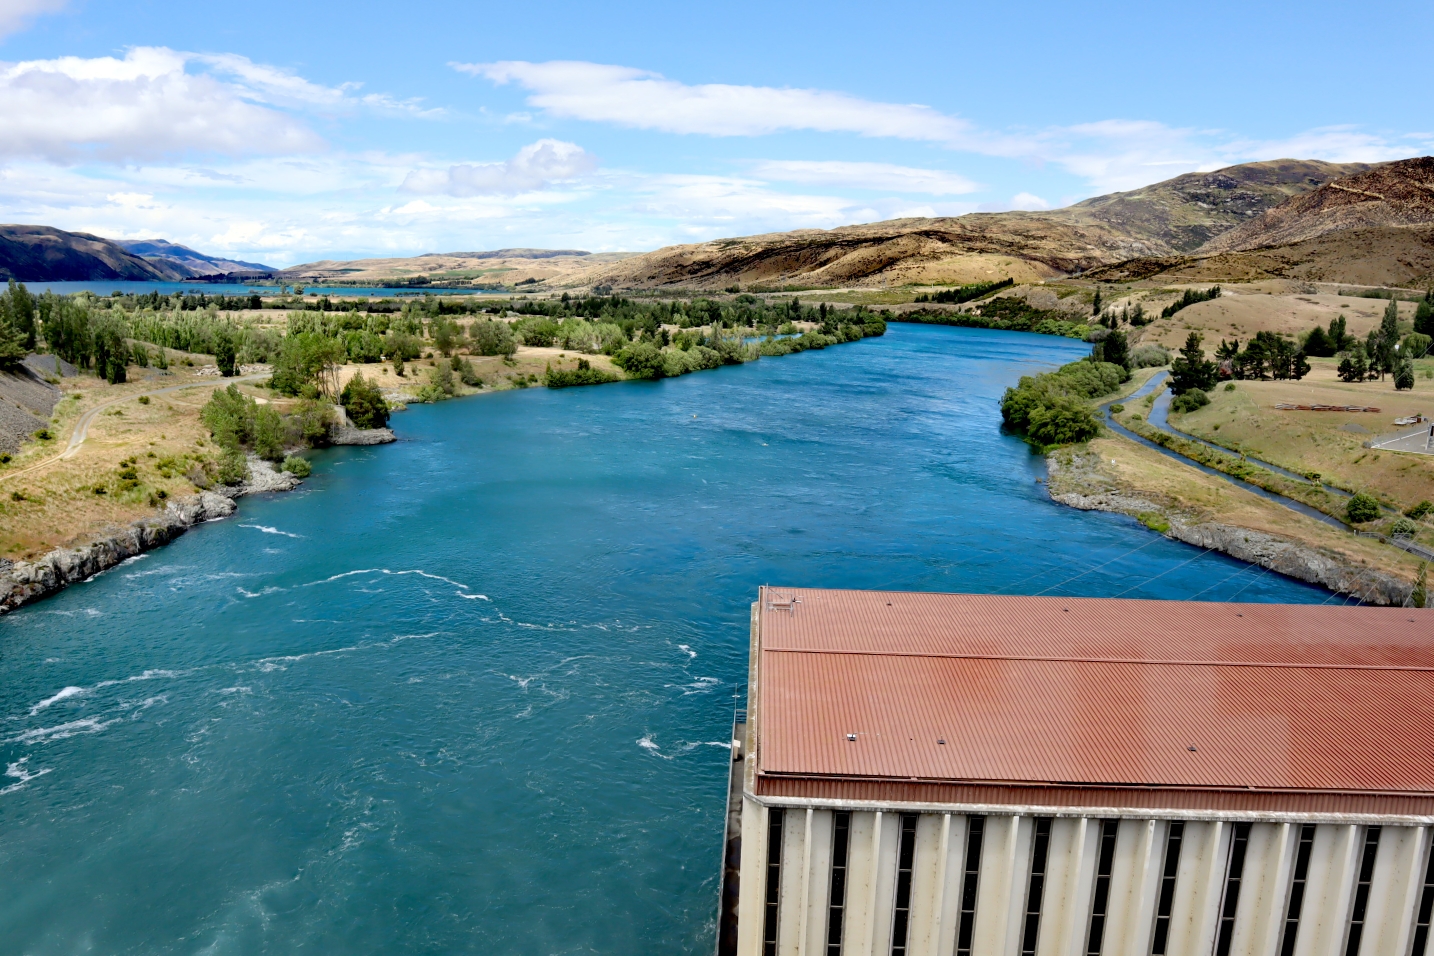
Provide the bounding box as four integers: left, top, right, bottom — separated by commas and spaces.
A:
749, 160, 979, 195
0, 0, 66, 39
1010, 192, 1050, 210
401, 139, 597, 196
456, 60, 999, 147
0, 47, 437, 164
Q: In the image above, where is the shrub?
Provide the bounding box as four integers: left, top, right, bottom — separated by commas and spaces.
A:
612, 342, 666, 380
1129, 343, 1170, 368
1407, 501, 1433, 521
1224, 382, 1236, 391
281, 455, 312, 478
216, 448, 248, 485
413, 363, 456, 403
340, 372, 390, 428
1391, 517, 1419, 536
1170, 388, 1210, 414
1346, 492, 1381, 524
545, 358, 620, 388
456, 358, 482, 387
1025, 395, 1101, 446
138, 395, 150, 405
33, 428, 52, 441
1000, 359, 1126, 443
1109, 404, 1125, 414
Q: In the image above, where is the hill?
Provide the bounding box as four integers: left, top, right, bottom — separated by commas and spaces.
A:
1200, 157, 1434, 254
275, 249, 636, 288
0, 225, 173, 282
115, 239, 276, 278
574, 160, 1365, 290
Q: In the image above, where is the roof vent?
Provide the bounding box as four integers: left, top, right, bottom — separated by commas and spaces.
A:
846, 733, 857, 741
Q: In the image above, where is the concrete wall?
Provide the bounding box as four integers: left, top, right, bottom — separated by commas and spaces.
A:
735, 813, 1432, 956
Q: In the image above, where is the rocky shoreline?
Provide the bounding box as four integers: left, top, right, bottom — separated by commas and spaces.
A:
1046, 452, 1413, 606
0, 427, 394, 614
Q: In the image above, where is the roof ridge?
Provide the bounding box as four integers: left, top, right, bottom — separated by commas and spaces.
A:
762, 647, 1434, 671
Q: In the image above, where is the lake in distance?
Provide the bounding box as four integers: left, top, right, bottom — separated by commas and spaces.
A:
0, 324, 1326, 955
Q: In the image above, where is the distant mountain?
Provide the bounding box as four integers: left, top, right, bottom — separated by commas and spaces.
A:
0, 225, 173, 282
576, 159, 1367, 290
115, 238, 276, 277
1199, 157, 1434, 254
421, 248, 591, 260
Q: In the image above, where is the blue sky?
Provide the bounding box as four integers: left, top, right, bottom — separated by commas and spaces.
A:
0, 0, 1428, 266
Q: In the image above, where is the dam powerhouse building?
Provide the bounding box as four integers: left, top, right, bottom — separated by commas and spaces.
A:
717, 588, 1434, 956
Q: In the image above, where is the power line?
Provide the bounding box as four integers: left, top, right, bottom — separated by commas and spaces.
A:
1110, 545, 1222, 598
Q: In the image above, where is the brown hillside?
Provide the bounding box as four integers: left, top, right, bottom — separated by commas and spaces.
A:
576, 160, 1363, 290
1200, 157, 1434, 254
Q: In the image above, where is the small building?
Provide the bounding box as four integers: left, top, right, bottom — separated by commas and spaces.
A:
717, 587, 1434, 956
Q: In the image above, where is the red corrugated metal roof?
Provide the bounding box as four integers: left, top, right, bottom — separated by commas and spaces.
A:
754, 589, 1434, 806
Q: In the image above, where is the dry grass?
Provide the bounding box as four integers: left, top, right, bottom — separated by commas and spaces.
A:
1071, 435, 1426, 581
0, 369, 255, 559
1133, 289, 1417, 352
1171, 373, 1434, 515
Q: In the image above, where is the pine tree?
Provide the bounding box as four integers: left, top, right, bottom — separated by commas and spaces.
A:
1169, 332, 1218, 393
1091, 287, 1102, 316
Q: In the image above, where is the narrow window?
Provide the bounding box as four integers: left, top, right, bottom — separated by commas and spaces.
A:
891, 814, 919, 956
1086, 819, 1120, 955
1214, 823, 1252, 956
1151, 822, 1185, 955
1344, 826, 1381, 956
956, 817, 985, 956
1278, 824, 1317, 956
763, 809, 784, 956
1409, 834, 1434, 956
826, 811, 851, 956
1021, 818, 1053, 956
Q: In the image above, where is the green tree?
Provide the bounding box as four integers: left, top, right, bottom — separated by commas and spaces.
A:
1302, 324, 1335, 357
1096, 329, 1130, 369
1395, 358, 1415, 391
214, 326, 237, 377
1338, 344, 1370, 382
1, 280, 36, 352
339, 372, 390, 428
468, 320, 516, 357
1091, 287, 1102, 316
431, 317, 461, 357
612, 342, 666, 380
251, 405, 286, 461
1415, 295, 1434, 337
1169, 332, 1218, 393
1346, 492, 1381, 524
0, 305, 26, 368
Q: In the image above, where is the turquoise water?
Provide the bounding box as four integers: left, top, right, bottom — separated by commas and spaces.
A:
0, 325, 1324, 955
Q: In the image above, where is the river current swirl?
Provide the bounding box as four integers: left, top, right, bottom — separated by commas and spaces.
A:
0, 325, 1323, 955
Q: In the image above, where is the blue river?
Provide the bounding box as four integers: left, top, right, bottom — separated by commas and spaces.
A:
0, 324, 1324, 955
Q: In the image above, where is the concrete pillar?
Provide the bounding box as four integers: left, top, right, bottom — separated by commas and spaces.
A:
800, 809, 836, 956
1227, 823, 1295, 956
1038, 816, 1098, 956
737, 796, 770, 956
869, 812, 901, 956
1360, 825, 1427, 956
909, 813, 957, 956
777, 808, 808, 956
844, 812, 879, 956
1292, 824, 1360, 956
973, 815, 1031, 956
1104, 819, 1164, 956
1165, 820, 1228, 956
